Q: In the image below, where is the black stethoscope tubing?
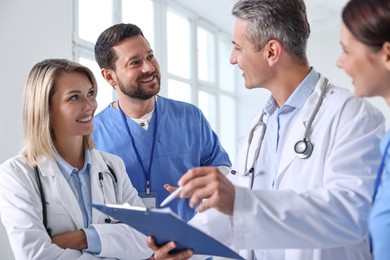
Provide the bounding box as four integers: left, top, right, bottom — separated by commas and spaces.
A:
34, 164, 118, 234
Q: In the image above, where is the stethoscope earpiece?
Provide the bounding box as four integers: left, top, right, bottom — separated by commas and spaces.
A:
294, 139, 313, 159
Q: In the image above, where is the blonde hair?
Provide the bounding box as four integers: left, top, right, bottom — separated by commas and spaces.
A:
22, 59, 97, 165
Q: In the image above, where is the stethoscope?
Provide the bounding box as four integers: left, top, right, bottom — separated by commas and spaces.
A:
98, 164, 120, 223
34, 164, 119, 235
231, 77, 330, 185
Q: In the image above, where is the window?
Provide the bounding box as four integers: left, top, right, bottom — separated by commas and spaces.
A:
77, 0, 113, 44
73, 0, 238, 159
122, 0, 155, 49
79, 55, 114, 113
167, 79, 191, 103
74, 0, 154, 114
198, 91, 217, 130
166, 10, 191, 80
197, 26, 216, 83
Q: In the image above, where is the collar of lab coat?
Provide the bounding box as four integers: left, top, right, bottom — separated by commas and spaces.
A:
275, 75, 333, 180
35, 149, 110, 228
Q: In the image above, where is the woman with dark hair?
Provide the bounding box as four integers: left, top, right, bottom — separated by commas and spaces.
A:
337, 0, 390, 259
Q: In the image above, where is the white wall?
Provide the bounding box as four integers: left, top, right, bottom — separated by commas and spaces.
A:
0, 0, 72, 258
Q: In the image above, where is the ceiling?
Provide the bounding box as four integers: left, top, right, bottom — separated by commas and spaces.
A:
173, 0, 349, 34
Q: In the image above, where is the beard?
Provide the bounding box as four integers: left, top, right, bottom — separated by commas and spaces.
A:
117, 72, 161, 100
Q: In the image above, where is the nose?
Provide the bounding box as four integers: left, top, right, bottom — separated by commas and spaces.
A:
141, 59, 155, 73
336, 54, 344, 69
84, 96, 97, 112
230, 50, 237, 65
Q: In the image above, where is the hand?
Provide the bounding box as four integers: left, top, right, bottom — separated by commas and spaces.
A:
147, 236, 193, 260
178, 166, 235, 215
52, 229, 87, 250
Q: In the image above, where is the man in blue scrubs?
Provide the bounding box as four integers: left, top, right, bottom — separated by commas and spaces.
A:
93, 23, 231, 222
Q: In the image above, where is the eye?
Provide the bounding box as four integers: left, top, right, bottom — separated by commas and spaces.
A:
70, 94, 79, 101
88, 89, 96, 97
340, 44, 348, 54
129, 60, 140, 66
147, 54, 155, 60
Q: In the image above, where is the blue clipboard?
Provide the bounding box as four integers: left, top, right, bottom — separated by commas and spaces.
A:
92, 203, 243, 259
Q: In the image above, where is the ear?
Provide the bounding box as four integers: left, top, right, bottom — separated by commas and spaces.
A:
101, 68, 117, 87
265, 39, 282, 66
382, 42, 390, 71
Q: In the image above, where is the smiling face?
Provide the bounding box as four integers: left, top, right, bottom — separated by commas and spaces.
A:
110, 35, 161, 100
49, 72, 97, 143
337, 23, 390, 99
230, 18, 271, 89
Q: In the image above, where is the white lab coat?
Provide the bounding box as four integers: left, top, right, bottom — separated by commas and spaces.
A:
0, 149, 152, 260
192, 76, 385, 260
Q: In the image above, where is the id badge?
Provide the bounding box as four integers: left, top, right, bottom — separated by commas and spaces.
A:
139, 192, 158, 208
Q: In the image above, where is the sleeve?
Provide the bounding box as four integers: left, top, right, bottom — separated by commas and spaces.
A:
82, 227, 101, 254
0, 161, 102, 260
188, 208, 237, 260
217, 165, 231, 176
91, 155, 153, 259
231, 97, 385, 249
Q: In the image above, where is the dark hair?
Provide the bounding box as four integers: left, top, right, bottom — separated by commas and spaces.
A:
232, 0, 310, 64
94, 23, 144, 71
342, 0, 390, 51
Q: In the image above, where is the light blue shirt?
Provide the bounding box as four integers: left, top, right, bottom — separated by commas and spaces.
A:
369, 129, 390, 260
56, 149, 101, 254
261, 68, 319, 188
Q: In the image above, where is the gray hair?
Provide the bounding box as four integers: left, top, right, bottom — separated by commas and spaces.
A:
232, 0, 310, 64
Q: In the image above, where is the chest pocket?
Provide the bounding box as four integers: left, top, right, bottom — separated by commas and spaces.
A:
45, 204, 78, 235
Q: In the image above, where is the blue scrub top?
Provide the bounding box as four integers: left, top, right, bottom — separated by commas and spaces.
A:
93, 96, 231, 221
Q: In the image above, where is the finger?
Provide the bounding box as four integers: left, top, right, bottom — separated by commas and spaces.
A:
178, 169, 197, 187
185, 171, 222, 206
146, 236, 160, 251
154, 241, 177, 259
196, 199, 213, 213
189, 185, 217, 209
171, 249, 193, 260
180, 171, 215, 199
163, 184, 177, 193
194, 178, 235, 215
178, 167, 212, 187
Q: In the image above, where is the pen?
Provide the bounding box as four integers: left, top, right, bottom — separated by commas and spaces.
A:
160, 186, 183, 207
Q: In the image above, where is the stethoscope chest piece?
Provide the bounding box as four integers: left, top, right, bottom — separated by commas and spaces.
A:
294, 139, 313, 159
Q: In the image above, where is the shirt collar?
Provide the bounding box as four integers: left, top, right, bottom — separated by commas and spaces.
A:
55, 149, 92, 181
263, 67, 320, 116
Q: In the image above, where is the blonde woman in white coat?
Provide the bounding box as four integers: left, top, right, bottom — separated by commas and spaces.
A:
0, 59, 192, 260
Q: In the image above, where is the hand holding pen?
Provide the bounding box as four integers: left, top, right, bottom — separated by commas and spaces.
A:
160, 186, 183, 207
178, 166, 235, 215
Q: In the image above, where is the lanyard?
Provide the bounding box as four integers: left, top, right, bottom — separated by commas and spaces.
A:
372, 140, 390, 203
118, 100, 158, 195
